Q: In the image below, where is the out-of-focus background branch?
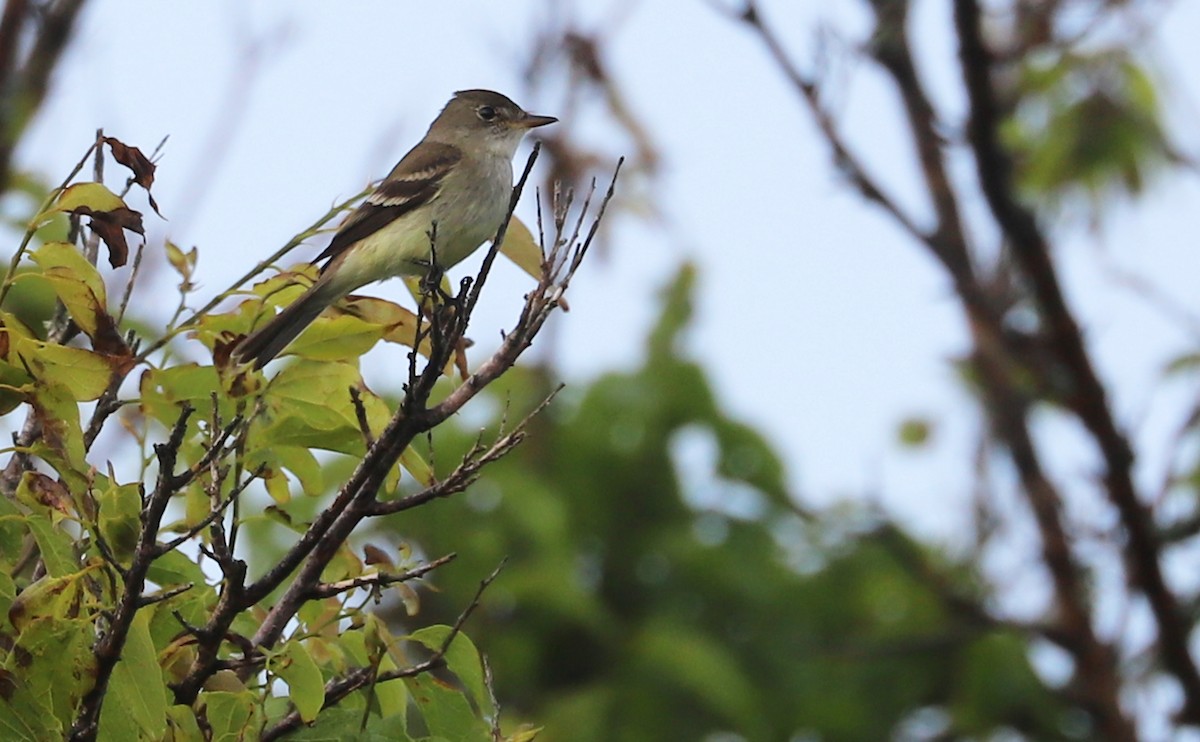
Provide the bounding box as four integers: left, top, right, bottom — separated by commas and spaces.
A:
3, 0, 1200, 740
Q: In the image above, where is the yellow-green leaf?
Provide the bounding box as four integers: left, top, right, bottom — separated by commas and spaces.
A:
98, 482, 142, 564
9, 617, 93, 734
25, 515, 77, 578
38, 182, 126, 223
8, 572, 89, 631
285, 314, 383, 362
399, 446, 434, 488
271, 642, 324, 723
499, 215, 544, 280
409, 625, 491, 716
27, 242, 126, 352
27, 380, 86, 474
101, 611, 168, 740
201, 691, 259, 742
15, 337, 118, 401
30, 241, 106, 304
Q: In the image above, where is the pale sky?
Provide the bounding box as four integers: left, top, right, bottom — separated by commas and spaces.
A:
13, 0, 1200, 549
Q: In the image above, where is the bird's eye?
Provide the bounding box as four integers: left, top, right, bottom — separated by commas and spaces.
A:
477, 106, 498, 121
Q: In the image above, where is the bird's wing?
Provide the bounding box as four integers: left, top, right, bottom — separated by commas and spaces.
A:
315, 142, 462, 271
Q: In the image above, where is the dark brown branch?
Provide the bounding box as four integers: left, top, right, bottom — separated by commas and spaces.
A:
735, 2, 929, 250
348, 386, 375, 448
0, 0, 87, 189
955, 0, 1200, 724
69, 403, 195, 741
260, 560, 505, 742
245, 152, 551, 655
864, 0, 974, 286
370, 388, 560, 517
971, 347, 1136, 740
137, 582, 193, 608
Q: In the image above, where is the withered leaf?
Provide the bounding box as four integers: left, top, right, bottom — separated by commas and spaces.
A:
89, 309, 129, 356
363, 543, 393, 568
103, 136, 161, 216
74, 206, 144, 268
20, 472, 72, 516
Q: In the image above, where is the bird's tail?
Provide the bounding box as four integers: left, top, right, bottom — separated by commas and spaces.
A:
232, 279, 341, 369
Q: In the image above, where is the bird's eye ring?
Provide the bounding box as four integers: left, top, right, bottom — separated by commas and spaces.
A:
477, 106, 498, 121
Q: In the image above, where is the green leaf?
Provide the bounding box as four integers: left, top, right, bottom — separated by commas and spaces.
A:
25, 514, 77, 578
43, 182, 127, 217
0, 358, 32, 415
285, 314, 384, 362
165, 705, 204, 742
27, 379, 87, 474
259, 360, 370, 453
138, 363, 222, 426
146, 548, 208, 589
15, 337, 118, 401
289, 707, 413, 741
98, 481, 142, 564
394, 446, 432, 488
270, 641, 325, 723
0, 684, 61, 741
202, 690, 259, 742
8, 617, 94, 731
251, 445, 324, 497
28, 242, 112, 341
403, 672, 488, 741
101, 611, 168, 740
498, 215, 543, 281
408, 626, 491, 716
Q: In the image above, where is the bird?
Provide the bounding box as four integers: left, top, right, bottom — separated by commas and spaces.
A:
231, 89, 557, 369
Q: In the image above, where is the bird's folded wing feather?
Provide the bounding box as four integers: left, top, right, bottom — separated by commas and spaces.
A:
315, 142, 462, 271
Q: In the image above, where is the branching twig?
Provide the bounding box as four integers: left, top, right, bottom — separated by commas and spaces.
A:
370, 386, 562, 517
956, 0, 1200, 725
348, 386, 375, 448
136, 186, 373, 362
69, 403, 195, 741
260, 560, 506, 742
241, 151, 550, 655
307, 552, 456, 600
156, 463, 263, 556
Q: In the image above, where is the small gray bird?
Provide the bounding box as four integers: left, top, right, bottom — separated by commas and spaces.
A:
232, 89, 556, 368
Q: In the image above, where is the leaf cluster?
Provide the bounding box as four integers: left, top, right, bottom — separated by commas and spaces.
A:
0, 136, 610, 741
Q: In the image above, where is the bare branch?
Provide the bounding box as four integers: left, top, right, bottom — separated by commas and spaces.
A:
69, 403, 195, 740
348, 386, 376, 448
956, 0, 1200, 723
260, 560, 505, 742
307, 552, 456, 600
370, 386, 562, 517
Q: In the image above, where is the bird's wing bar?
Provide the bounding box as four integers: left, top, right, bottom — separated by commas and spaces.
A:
315, 142, 462, 271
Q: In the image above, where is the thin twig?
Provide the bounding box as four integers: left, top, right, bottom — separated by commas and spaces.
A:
260, 560, 507, 742
307, 553, 456, 600
136, 186, 372, 362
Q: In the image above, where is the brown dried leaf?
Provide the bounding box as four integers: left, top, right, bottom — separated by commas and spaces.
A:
18, 472, 72, 516
363, 543, 393, 568
74, 206, 144, 268
104, 136, 161, 216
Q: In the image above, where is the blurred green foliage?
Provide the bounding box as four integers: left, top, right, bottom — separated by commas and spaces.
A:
375, 265, 1090, 742
1003, 50, 1171, 209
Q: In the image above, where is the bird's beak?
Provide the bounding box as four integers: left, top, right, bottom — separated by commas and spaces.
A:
518, 113, 558, 129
